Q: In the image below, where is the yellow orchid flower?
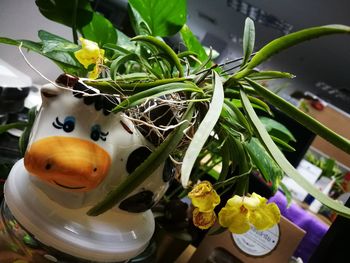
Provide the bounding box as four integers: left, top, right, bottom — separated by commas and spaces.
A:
218, 193, 281, 234
249, 193, 281, 231
74, 37, 105, 79
192, 207, 217, 230
188, 181, 220, 212
218, 195, 251, 234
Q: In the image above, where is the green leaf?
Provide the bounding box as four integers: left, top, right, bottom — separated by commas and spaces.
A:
280, 183, 293, 206
131, 35, 184, 77
240, 88, 350, 218
19, 107, 37, 156
246, 137, 283, 185
232, 24, 350, 80
245, 78, 350, 154
181, 72, 224, 187
81, 12, 117, 47
0, 36, 84, 75
180, 24, 208, 63
260, 116, 296, 143
38, 30, 79, 53
242, 17, 255, 66
0, 122, 28, 135
248, 70, 295, 80
270, 135, 296, 152
129, 0, 186, 37
35, 0, 93, 30
110, 53, 140, 79
87, 104, 195, 216
112, 82, 202, 113
207, 225, 227, 236
224, 99, 252, 135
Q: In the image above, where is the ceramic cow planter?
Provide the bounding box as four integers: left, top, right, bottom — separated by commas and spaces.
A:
3, 74, 175, 262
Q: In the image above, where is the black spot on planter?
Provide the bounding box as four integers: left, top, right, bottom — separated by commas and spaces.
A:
102, 96, 119, 115
163, 158, 175, 182
94, 95, 103, 111
119, 190, 154, 213
126, 147, 152, 174
120, 120, 133, 134
83, 96, 95, 105
56, 73, 78, 88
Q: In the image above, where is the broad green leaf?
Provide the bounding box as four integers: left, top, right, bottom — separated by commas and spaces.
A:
35, 0, 93, 30
0, 36, 84, 74
245, 78, 350, 154
260, 116, 296, 143
240, 89, 350, 218
242, 17, 255, 66
81, 12, 117, 47
115, 29, 136, 52
39, 30, 79, 53
129, 0, 186, 37
127, 3, 152, 35
246, 137, 283, 185
180, 24, 208, 63
181, 72, 224, 187
112, 82, 202, 113
0, 38, 42, 53
232, 24, 350, 80
88, 104, 195, 216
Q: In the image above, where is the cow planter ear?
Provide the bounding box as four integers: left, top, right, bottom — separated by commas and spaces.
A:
4, 74, 172, 262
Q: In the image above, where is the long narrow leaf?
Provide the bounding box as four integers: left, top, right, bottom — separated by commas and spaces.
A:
248, 70, 295, 80
242, 17, 255, 66
181, 72, 224, 187
112, 82, 202, 113
231, 24, 350, 80
240, 89, 350, 218
131, 35, 184, 77
88, 104, 195, 216
245, 78, 350, 154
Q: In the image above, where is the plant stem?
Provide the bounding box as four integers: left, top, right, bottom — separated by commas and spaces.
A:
72, 0, 79, 44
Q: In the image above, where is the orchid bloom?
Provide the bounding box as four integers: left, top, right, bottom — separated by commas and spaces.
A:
192, 208, 217, 230
218, 192, 280, 234
188, 181, 220, 212
74, 37, 105, 79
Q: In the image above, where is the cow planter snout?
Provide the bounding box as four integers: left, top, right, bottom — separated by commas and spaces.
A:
3, 74, 174, 262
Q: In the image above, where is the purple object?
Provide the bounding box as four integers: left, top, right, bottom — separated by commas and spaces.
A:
269, 191, 329, 262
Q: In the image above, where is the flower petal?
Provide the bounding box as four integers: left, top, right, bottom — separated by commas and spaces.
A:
250, 202, 281, 231
74, 37, 105, 79
192, 208, 217, 230
188, 181, 220, 212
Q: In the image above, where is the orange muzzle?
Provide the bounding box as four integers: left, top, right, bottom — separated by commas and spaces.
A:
24, 136, 111, 192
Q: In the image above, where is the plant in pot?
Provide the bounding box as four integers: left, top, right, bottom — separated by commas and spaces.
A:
1, 0, 350, 262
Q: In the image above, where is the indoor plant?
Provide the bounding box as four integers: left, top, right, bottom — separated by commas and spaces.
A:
1, 0, 350, 261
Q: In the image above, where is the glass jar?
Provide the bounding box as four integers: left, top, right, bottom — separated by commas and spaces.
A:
0, 200, 156, 263
2, 160, 156, 263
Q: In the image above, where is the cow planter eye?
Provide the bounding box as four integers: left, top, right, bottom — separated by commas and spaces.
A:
4, 74, 175, 262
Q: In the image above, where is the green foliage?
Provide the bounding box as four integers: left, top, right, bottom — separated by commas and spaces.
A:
81, 12, 118, 47
129, 0, 186, 37
35, 0, 93, 29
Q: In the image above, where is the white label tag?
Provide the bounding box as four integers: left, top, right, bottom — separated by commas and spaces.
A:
232, 224, 280, 256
